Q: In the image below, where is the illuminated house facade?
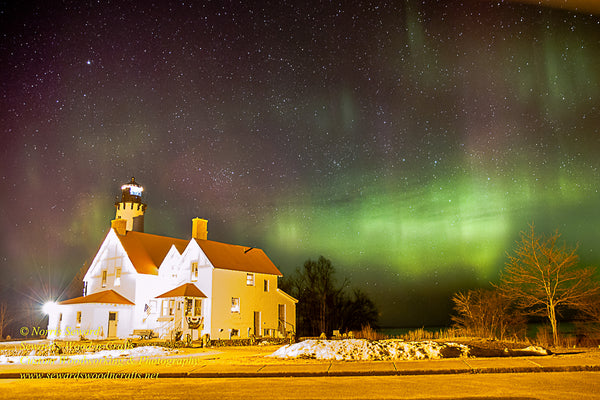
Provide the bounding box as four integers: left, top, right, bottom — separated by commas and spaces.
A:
46, 178, 297, 341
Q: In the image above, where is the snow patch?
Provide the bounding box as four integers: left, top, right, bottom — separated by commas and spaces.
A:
518, 345, 550, 355
0, 346, 174, 365
270, 339, 469, 361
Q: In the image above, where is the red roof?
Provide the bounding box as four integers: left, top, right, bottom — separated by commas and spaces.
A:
59, 290, 134, 305
195, 239, 282, 276
112, 229, 282, 276
155, 283, 207, 298
116, 231, 188, 275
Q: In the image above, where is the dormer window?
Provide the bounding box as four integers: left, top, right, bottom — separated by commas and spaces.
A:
101, 270, 107, 288
246, 273, 255, 286
115, 267, 121, 286
191, 262, 198, 281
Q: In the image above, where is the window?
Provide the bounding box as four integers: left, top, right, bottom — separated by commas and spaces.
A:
83, 281, 88, 296
76, 311, 82, 327
114, 267, 121, 286
57, 313, 62, 334
194, 299, 202, 316
263, 279, 269, 292
231, 297, 240, 313
191, 262, 198, 281
185, 299, 193, 316
101, 270, 107, 288
246, 273, 255, 286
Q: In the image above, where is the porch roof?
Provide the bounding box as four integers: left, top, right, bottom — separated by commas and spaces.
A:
155, 283, 207, 299
58, 290, 135, 305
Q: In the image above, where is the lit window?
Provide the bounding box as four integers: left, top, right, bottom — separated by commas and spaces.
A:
246, 273, 255, 286
264, 279, 269, 292
76, 311, 82, 327
231, 298, 240, 313
115, 267, 121, 286
101, 270, 107, 288
191, 262, 198, 281
194, 299, 202, 316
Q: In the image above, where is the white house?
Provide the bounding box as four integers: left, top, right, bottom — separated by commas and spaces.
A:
46, 178, 297, 341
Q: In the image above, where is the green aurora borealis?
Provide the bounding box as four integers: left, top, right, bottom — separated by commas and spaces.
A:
1, 0, 599, 328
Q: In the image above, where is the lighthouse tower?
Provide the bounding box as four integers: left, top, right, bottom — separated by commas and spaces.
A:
113, 177, 147, 233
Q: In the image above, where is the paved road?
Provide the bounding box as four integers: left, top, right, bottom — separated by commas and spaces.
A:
2, 372, 600, 399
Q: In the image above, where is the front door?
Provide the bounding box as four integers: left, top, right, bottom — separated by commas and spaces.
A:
253, 311, 261, 337
278, 304, 285, 335
175, 300, 183, 330
107, 312, 118, 338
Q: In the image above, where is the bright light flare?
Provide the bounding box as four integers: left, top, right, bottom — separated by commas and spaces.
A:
42, 301, 57, 315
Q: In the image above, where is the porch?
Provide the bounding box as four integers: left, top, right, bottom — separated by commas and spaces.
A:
154, 283, 207, 341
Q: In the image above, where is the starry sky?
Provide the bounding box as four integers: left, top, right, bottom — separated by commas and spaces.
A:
1, 0, 599, 330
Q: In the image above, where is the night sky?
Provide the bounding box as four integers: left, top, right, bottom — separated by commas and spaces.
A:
1, 0, 599, 329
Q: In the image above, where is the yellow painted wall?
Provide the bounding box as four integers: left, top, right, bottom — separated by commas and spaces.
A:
210, 269, 296, 339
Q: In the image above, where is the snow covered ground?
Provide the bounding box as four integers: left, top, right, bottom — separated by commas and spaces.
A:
0, 340, 550, 364
0, 346, 174, 365
269, 339, 549, 361
270, 339, 468, 361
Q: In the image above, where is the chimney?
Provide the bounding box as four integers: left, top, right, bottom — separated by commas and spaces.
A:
111, 218, 127, 236
192, 218, 208, 240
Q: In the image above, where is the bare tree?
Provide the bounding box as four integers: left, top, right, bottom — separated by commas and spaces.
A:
580, 295, 600, 325
452, 288, 525, 340
498, 224, 600, 345
0, 302, 12, 340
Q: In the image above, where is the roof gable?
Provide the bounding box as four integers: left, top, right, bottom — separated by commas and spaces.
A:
195, 238, 282, 276
155, 283, 207, 298
59, 290, 134, 305
100, 229, 281, 276
116, 231, 188, 275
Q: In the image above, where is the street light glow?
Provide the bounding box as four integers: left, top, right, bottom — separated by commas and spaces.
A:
42, 301, 57, 315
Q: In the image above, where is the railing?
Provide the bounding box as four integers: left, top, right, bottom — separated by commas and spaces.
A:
278, 318, 296, 338
156, 317, 176, 339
